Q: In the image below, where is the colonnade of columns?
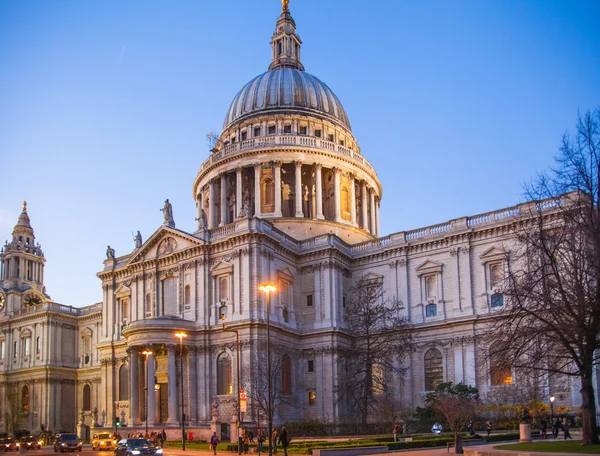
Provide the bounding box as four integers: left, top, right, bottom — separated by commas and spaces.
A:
196, 161, 381, 236
1, 256, 44, 283
127, 345, 195, 427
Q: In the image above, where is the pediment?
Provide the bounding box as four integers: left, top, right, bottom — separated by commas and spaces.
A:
277, 267, 295, 281
81, 327, 93, 337
211, 260, 233, 276
480, 246, 507, 261
115, 283, 131, 297
126, 226, 204, 266
20, 328, 32, 338
363, 272, 383, 281
415, 260, 443, 275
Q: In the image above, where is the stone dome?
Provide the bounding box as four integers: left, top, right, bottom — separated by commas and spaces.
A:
222, 68, 351, 132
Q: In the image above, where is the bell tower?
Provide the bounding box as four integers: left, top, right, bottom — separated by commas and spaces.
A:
0, 202, 47, 312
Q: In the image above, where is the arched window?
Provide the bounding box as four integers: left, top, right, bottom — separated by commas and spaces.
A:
425, 276, 436, 299
219, 277, 229, 302
83, 384, 91, 411
490, 353, 512, 385
22, 385, 29, 413
119, 364, 129, 401
281, 355, 292, 395
424, 348, 443, 391
145, 293, 152, 315
490, 263, 502, 289
184, 285, 191, 305
217, 353, 232, 395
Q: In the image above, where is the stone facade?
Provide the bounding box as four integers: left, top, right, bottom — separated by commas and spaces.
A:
0, 2, 596, 440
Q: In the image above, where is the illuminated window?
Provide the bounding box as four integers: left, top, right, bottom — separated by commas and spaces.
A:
424, 348, 443, 391
217, 353, 232, 395
22, 385, 29, 413
490, 354, 512, 385
308, 391, 316, 406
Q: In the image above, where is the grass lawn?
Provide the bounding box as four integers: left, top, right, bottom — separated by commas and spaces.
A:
495, 441, 600, 454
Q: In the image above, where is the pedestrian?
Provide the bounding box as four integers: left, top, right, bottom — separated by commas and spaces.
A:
468, 421, 474, 436
257, 429, 264, 454
249, 430, 254, 443
161, 429, 167, 447
540, 419, 547, 439
553, 418, 561, 438
564, 419, 572, 440
210, 432, 219, 455
278, 426, 290, 456
486, 420, 492, 437
271, 427, 278, 454
242, 428, 249, 454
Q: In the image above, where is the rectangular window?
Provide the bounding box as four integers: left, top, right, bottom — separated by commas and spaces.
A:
308, 360, 314, 373
342, 296, 346, 308
268, 125, 276, 135
283, 124, 292, 134
231, 136, 236, 144
24, 338, 30, 357
307, 294, 313, 307
241, 131, 247, 141
339, 139, 345, 146
491, 293, 504, 308
254, 127, 261, 137
35, 336, 40, 355
0, 341, 5, 360
426, 303, 437, 317
315, 129, 322, 138
13, 341, 17, 359
299, 126, 307, 135
327, 134, 334, 142
308, 391, 316, 406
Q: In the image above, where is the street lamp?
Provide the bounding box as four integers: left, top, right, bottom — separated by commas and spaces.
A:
141, 350, 153, 436
175, 332, 188, 451
221, 315, 242, 455
258, 284, 276, 456
550, 396, 555, 437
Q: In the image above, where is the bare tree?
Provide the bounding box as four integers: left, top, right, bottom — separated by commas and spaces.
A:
337, 275, 411, 427
487, 108, 600, 444
241, 341, 296, 433
426, 382, 480, 454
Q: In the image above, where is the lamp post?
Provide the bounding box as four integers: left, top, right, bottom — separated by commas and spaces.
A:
550, 395, 555, 438
141, 350, 153, 436
175, 332, 188, 451
258, 284, 276, 456
221, 315, 242, 454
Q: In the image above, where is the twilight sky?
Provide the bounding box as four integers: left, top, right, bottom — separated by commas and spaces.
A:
1, 0, 599, 307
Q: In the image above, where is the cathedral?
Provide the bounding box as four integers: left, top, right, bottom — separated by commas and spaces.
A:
0, 1, 590, 441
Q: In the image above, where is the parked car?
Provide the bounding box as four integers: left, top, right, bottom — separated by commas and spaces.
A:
0, 438, 19, 452
114, 439, 163, 456
20, 436, 42, 450
53, 434, 82, 453
92, 433, 115, 451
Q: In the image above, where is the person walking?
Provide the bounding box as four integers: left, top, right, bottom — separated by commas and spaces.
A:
553, 418, 561, 438
468, 421, 475, 436
242, 428, 249, 454
257, 429, 264, 454
271, 427, 278, 454
210, 432, 219, 455
563, 419, 572, 440
540, 419, 547, 439
486, 420, 492, 437
278, 426, 290, 456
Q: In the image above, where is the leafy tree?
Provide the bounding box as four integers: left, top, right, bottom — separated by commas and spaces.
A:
487, 107, 600, 444
337, 275, 411, 427
426, 382, 480, 454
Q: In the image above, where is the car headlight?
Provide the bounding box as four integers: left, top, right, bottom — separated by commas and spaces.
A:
61, 443, 66, 446
156, 450, 163, 454
131, 450, 141, 455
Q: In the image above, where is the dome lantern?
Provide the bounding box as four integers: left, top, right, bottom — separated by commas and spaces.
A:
268, 0, 304, 71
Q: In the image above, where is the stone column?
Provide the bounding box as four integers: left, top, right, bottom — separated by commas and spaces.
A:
167, 345, 178, 424
129, 347, 139, 425
196, 194, 202, 228
349, 174, 357, 226
147, 352, 156, 427
254, 163, 262, 217
315, 163, 324, 220
361, 181, 369, 232
189, 347, 198, 424
220, 172, 227, 226
236, 167, 243, 219
209, 179, 217, 229
333, 167, 341, 223
294, 161, 303, 217
274, 161, 282, 217
369, 189, 376, 235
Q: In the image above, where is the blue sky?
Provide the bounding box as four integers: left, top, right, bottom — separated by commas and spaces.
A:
1, 0, 599, 307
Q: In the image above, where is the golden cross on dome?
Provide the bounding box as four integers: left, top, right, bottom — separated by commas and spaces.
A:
22, 201, 27, 213
282, 0, 289, 13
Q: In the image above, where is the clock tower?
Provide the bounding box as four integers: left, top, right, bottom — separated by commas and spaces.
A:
0, 202, 48, 313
